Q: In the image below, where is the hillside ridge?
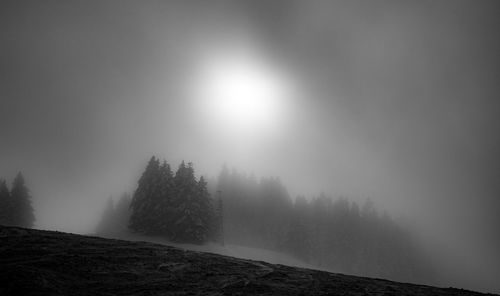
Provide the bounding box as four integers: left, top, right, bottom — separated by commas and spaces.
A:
0, 225, 496, 296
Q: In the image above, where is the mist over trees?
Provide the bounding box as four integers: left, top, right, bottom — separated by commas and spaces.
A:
95, 193, 132, 235
215, 167, 435, 284
95, 158, 434, 284
0, 172, 35, 228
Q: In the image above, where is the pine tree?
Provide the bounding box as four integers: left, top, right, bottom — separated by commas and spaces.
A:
129, 156, 161, 234
157, 160, 175, 236
128, 158, 216, 244
171, 161, 196, 241
0, 179, 12, 225
171, 162, 211, 244
196, 176, 214, 242
10, 172, 35, 228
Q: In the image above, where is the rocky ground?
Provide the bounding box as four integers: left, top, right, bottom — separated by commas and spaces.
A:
0, 225, 496, 296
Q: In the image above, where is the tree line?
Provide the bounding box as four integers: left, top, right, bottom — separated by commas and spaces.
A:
96, 158, 434, 284
216, 167, 435, 284
0, 172, 35, 228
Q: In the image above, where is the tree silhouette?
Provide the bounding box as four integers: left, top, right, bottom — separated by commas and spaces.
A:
156, 160, 175, 236
127, 157, 215, 244
171, 162, 212, 244
129, 156, 161, 234
10, 173, 35, 228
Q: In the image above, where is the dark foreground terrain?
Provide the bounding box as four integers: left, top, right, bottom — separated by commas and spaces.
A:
0, 226, 496, 296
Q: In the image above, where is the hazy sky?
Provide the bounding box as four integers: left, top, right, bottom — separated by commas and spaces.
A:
1, 0, 499, 293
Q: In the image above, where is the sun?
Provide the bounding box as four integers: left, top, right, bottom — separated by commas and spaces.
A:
196, 50, 289, 133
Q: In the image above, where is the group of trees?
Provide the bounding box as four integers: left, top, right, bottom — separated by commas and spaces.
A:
215, 167, 435, 285
126, 157, 219, 244
0, 172, 35, 228
215, 166, 292, 249
285, 195, 434, 284
95, 158, 433, 284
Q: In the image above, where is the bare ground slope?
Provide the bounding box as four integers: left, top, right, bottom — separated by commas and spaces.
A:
0, 226, 495, 296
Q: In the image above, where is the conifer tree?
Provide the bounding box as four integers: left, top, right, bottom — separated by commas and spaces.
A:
10, 172, 35, 228
171, 162, 210, 243
196, 176, 214, 241
171, 161, 196, 241
129, 156, 161, 234
0, 179, 12, 225
157, 160, 175, 236
128, 158, 216, 244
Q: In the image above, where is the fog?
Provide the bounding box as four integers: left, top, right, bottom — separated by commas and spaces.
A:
1, 0, 499, 293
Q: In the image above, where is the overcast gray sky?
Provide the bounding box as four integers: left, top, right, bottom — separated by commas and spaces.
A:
1, 0, 499, 293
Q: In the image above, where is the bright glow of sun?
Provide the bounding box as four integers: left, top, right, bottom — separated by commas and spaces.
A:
196, 50, 290, 133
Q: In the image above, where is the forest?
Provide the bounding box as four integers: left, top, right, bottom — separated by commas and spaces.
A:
96, 156, 435, 285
